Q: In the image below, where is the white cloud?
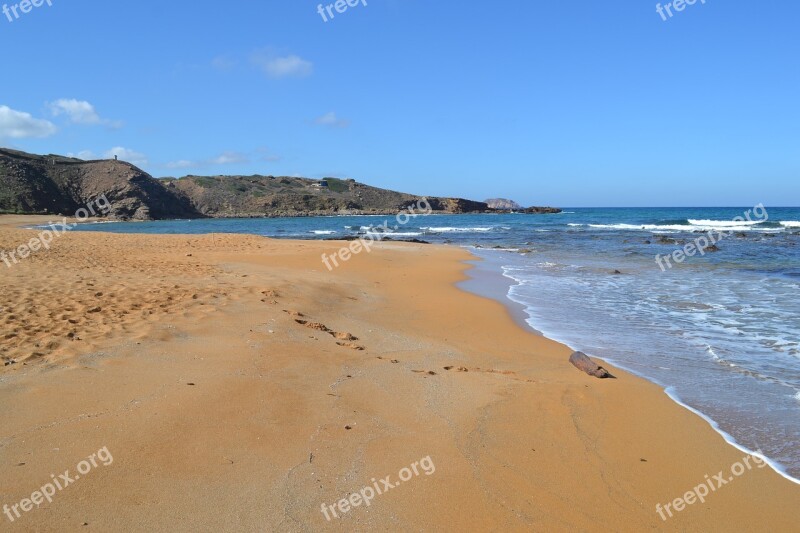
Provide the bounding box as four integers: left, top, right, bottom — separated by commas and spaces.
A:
314, 111, 350, 128
0, 105, 57, 138
251, 50, 313, 79
67, 150, 97, 160
104, 147, 148, 166
49, 99, 100, 124
164, 151, 252, 170
48, 99, 122, 128
166, 159, 195, 169
210, 151, 249, 165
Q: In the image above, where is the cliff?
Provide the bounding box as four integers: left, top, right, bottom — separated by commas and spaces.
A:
0, 148, 199, 220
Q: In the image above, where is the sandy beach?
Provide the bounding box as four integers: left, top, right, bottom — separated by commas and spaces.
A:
1, 215, 798, 532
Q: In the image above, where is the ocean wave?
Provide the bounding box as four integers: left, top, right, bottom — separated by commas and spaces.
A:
311, 230, 337, 235
780, 221, 800, 228
574, 222, 781, 233
688, 219, 766, 227
588, 223, 694, 231
423, 226, 496, 233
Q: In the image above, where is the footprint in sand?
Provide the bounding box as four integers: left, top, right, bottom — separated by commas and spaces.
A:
261, 289, 279, 304
293, 318, 363, 348
295, 319, 330, 332
336, 342, 365, 351
442, 365, 534, 383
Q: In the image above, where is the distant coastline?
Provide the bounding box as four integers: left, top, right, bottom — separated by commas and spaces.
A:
0, 147, 560, 221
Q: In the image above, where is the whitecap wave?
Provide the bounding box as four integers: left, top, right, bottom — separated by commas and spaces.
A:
423, 226, 496, 233
689, 219, 765, 227
780, 221, 800, 228
588, 223, 695, 231
581, 223, 777, 233
311, 230, 337, 235
367, 231, 423, 237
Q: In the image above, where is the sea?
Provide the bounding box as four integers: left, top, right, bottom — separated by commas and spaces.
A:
70, 207, 800, 482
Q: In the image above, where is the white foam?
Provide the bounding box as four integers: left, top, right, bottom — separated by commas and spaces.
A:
588, 223, 687, 231
491, 263, 800, 485
311, 230, 337, 235
780, 221, 800, 228
689, 219, 764, 227
373, 232, 423, 237
583, 223, 776, 233
423, 226, 495, 233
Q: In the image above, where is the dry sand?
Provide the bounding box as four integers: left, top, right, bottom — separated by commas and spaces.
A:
0, 215, 798, 531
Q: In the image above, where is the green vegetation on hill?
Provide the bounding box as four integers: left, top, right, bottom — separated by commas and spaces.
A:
0, 148, 560, 220
323, 177, 350, 193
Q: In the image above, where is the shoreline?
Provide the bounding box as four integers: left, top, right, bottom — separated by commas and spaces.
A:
465, 247, 800, 486
1, 215, 798, 530
455, 250, 542, 334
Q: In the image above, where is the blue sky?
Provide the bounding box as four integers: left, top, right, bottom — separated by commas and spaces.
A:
0, 0, 797, 206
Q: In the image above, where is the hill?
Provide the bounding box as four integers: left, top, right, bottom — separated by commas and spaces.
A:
0, 148, 199, 219
0, 149, 560, 219
485, 198, 523, 210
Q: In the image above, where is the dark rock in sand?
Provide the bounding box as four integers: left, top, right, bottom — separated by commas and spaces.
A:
569, 351, 615, 379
